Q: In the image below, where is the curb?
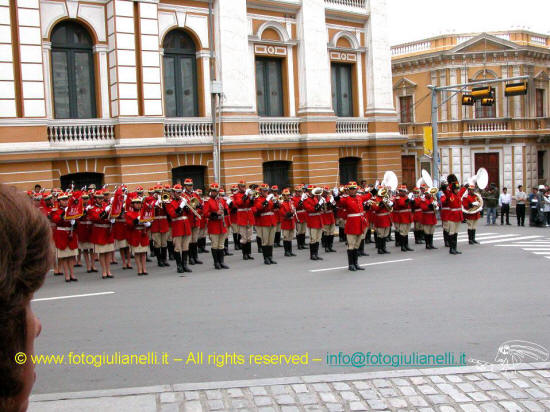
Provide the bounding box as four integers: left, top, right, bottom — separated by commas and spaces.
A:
30, 361, 550, 402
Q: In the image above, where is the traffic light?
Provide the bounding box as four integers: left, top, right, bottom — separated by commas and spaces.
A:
505, 81, 528, 97
480, 96, 495, 106
471, 86, 493, 99
461, 94, 475, 106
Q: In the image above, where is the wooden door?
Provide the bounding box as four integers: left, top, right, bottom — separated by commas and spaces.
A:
401, 155, 416, 189
474, 153, 499, 188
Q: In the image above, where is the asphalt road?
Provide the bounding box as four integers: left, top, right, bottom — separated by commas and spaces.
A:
31, 224, 550, 394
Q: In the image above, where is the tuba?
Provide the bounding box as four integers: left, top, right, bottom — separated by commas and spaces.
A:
462, 168, 488, 214
311, 187, 324, 196
161, 193, 171, 203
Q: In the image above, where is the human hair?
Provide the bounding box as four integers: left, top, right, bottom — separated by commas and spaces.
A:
0, 184, 53, 411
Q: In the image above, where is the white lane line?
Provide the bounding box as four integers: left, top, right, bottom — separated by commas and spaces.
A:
496, 244, 550, 247
310, 258, 413, 273
457, 234, 517, 243
433, 232, 496, 239
521, 248, 550, 251
480, 235, 542, 244
546, 256, 550, 260
32, 291, 115, 302
533, 252, 550, 255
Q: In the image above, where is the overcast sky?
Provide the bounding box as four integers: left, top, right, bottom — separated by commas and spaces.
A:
387, 0, 550, 45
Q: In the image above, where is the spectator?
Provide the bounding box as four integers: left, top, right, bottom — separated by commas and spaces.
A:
0, 184, 53, 412
33, 184, 41, 194
543, 188, 550, 227
482, 184, 498, 225
514, 185, 527, 226
529, 187, 541, 226
498, 187, 512, 225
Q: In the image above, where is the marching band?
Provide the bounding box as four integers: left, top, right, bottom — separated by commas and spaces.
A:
29, 169, 489, 279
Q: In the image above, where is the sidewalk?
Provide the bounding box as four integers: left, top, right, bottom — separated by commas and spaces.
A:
29, 362, 550, 411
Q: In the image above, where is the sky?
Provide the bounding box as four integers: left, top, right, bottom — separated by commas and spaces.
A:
387, 0, 550, 45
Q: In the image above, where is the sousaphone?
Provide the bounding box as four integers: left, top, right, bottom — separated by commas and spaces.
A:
462, 168, 488, 214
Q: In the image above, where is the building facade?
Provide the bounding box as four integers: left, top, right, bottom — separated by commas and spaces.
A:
392, 31, 550, 193
0, 0, 402, 191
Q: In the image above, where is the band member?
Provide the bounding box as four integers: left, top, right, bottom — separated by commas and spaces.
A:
77, 191, 98, 273
443, 179, 466, 255
229, 184, 241, 251
411, 187, 424, 244
125, 197, 152, 275
103, 188, 118, 265
203, 183, 230, 269
271, 185, 282, 248
113, 197, 131, 270
393, 185, 414, 252
88, 190, 115, 279
196, 188, 209, 254
302, 186, 324, 261
219, 187, 233, 256
420, 190, 438, 250
151, 186, 171, 267
292, 185, 307, 250
321, 186, 337, 253
462, 185, 481, 244
233, 180, 255, 260
253, 183, 278, 264
335, 186, 348, 243
335, 182, 367, 271
50, 192, 79, 282
439, 182, 450, 247
371, 187, 393, 254
165, 184, 193, 273
183, 179, 203, 265
278, 188, 297, 257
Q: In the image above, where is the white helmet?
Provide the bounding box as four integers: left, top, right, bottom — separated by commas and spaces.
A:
538, 185, 546, 190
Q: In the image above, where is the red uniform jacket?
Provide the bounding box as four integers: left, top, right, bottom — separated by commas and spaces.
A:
165, 199, 192, 237
462, 193, 481, 220
203, 196, 229, 234
233, 192, 255, 226
229, 196, 238, 225
302, 196, 323, 229
292, 195, 307, 223
51, 209, 78, 250
152, 203, 170, 233
77, 212, 93, 243
88, 203, 114, 245
253, 196, 276, 227
439, 193, 449, 221
125, 210, 150, 247
394, 196, 413, 224
337, 195, 367, 235
443, 187, 466, 222
412, 197, 424, 223
420, 197, 438, 225
113, 215, 128, 241
321, 195, 336, 225
278, 200, 296, 230
183, 191, 201, 228
371, 196, 392, 228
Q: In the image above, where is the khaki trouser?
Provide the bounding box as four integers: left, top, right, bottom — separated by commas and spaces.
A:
376, 226, 390, 238
238, 224, 253, 243
323, 223, 335, 236
231, 223, 238, 234
173, 235, 191, 252
276, 222, 281, 232
282, 229, 294, 241
309, 227, 323, 243
347, 234, 362, 249
423, 224, 436, 235
336, 218, 345, 228
397, 223, 411, 237
296, 221, 307, 235
442, 220, 450, 232
199, 226, 207, 239
414, 221, 423, 231
448, 220, 461, 235
191, 226, 200, 242
256, 225, 276, 246
466, 219, 478, 230
152, 232, 168, 248
209, 233, 226, 249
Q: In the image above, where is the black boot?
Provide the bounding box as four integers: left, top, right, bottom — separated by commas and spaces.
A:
468, 230, 474, 245
299, 234, 306, 249
188, 243, 196, 265
155, 248, 162, 267
404, 235, 414, 251
212, 249, 221, 269
167, 241, 175, 260
174, 251, 184, 273
395, 231, 400, 247
382, 237, 390, 254
263, 245, 271, 265
425, 233, 432, 249
358, 239, 368, 256
314, 242, 323, 260
256, 237, 262, 253
242, 243, 249, 260
224, 238, 233, 256
327, 235, 337, 252
388, 231, 393, 241
267, 245, 277, 264
376, 237, 384, 254
149, 239, 155, 257
453, 233, 462, 254
322, 233, 327, 251
339, 227, 346, 242
414, 230, 420, 244
472, 230, 479, 244
400, 234, 408, 252
246, 242, 254, 259
285, 240, 296, 256
218, 249, 229, 269
354, 249, 364, 270
181, 251, 192, 272
429, 234, 437, 249
274, 232, 281, 247
198, 237, 208, 253
284, 240, 291, 257
347, 249, 356, 271
161, 247, 170, 266
443, 230, 450, 247
192, 243, 203, 264
366, 229, 372, 244
233, 234, 241, 250
309, 243, 317, 260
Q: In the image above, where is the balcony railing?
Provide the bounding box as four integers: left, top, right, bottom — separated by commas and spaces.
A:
336, 118, 369, 134
259, 118, 300, 137
465, 119, 510, 133
324, 0, 366, 8
391, 41, 432, 56
164, 118, 213, 139
47, 120, 115, 144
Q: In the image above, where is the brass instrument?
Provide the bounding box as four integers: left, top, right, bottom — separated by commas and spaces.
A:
311, 187, 323, 196
377, 187, 394, 212
217, 196, 226, 229
185, 196, 202, 220
248, 190, 260, 200
161, 193, 171, 203
426, 187, 439, 210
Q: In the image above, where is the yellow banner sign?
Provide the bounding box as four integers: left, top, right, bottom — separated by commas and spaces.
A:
423, 127, 433, 157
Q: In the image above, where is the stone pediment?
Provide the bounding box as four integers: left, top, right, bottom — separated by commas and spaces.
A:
450, 33, 520, 54
393, 77, 417, 90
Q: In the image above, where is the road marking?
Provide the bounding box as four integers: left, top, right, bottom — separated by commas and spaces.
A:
456, 234, 517, 243
479, 235, 542, 244
496, 244, 550, 247
521, 248, 550, 251
533, 252, 550, 255
32, 291, 115, 302
310, 258, 413, 273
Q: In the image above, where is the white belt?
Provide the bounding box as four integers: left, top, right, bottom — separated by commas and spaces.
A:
396, 209, 412, 213
423, 211, 436, 214
115, 219, 125, 223
135, 227, 145, 230
238, 208, 251, 212
347, 213, 363, 217
56, 227, 72, 231
94, 224, 110, 228
450, 208, 462, 211
154, 216, 167, 220
172, 216, 188, 221
79, 221, 92, 225
377, 212, 390, 216
308, 213, 321, 216
441, 207, 450, 210
260, 212, 274, 216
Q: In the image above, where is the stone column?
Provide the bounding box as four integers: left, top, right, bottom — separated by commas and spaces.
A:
0, 0, 16, 117
94, 44, 110, 119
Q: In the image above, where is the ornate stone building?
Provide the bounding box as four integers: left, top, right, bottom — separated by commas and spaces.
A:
392, 31, 550, 193
0, 0, 402, 191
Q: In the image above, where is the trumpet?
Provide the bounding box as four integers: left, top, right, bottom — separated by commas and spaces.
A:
248, 190, 260, 200
161, 193, 171, 203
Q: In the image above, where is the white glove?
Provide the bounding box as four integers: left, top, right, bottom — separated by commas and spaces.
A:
86, 205, 93, 211
179, 198, 187, 208
472, 201, 480, 207
267, 194, 274, 201
105, 205, 112, 213
301, 193, 308, 201
144, 221, 151, 227
155, 199, 161, 207
110, 218, 116, 224
318, 197, 325, 206
333, 187, 339, 196
70, 219, 76, 225
109, 197, 114, 204
387, 201, 394, 207
245, 189, 252, 196
408, 192, 414, 200
226, 198, 233, 206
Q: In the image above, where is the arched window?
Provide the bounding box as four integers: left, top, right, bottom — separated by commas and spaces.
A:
51, 21, 96, 119
163, 30, 198, 117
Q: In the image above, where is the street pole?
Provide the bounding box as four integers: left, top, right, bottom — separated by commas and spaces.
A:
208, 0, 219, 183
430, 86, 440, 186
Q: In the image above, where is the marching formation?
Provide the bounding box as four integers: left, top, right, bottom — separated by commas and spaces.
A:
29, 170, 487, 280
